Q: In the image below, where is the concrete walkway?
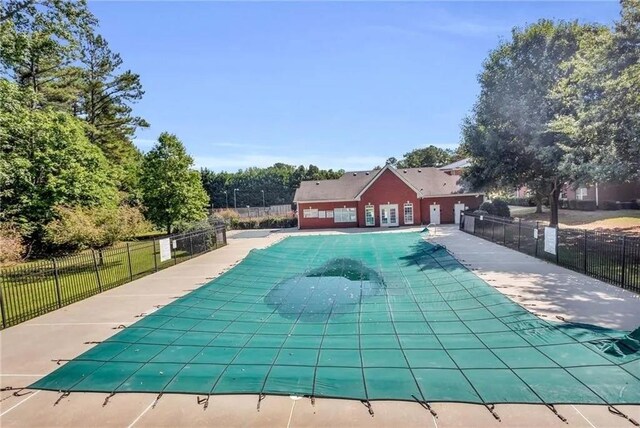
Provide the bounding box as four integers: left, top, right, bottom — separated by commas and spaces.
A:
0, 227, 638, 427
431, 225, 640, 331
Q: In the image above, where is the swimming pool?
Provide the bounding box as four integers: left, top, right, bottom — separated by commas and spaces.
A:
31, 232, 640, 406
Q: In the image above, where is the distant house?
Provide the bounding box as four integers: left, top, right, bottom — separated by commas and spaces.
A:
438, 157, 639, 209
293, 165, 483, 229
562, 182, 640, 208
439, 158, 471, 176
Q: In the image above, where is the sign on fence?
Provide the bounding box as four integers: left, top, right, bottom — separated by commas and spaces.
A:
159, 238, 172, 261
544, 227, 557, 255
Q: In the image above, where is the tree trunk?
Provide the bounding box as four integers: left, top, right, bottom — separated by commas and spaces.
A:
166, 223, 172, 235
549, 185, 561, 226
535, 197, 543, 214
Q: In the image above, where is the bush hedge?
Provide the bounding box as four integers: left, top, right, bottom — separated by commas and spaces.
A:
478, 200, 511, 218
505, 197, 536, 207
479, 201, 496, 215
229, 216, 298, 230
491, 199, 511, 217
567, 200, 597, 211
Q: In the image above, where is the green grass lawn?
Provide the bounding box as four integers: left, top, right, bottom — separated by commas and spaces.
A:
0, 236, 218, 328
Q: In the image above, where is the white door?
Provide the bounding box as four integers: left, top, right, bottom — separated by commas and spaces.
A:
380, 204, 399, 227
430, 204, 441, 225
454, 203, 466, 224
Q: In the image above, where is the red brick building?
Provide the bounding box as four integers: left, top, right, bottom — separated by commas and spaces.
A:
293, 165, 483, 229
563, 182, 640, 207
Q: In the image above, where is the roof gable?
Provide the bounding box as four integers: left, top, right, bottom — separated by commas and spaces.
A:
354, 165, 421, 200
293, 165, 464, 202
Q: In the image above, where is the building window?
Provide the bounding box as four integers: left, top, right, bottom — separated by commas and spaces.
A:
404, 203, 414, 224
318, 210, 326, 218
576, 188, 588, 201
334, 207, 356, 223
303, 208, 318, 218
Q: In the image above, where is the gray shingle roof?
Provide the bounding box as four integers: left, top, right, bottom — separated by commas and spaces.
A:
293, 166, 462, 202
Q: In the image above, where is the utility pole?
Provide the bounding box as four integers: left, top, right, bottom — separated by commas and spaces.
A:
233, 188, 239, 209
261, 190, 265, 208
224, 190, 228, 208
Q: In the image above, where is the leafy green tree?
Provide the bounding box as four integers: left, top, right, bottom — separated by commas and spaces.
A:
76, 31, 147, 196
43, 204, 151, 251
0, 79, 118, 246
0, 0, 95, 110
200, 163, 343, 209
551, 0, 639, 185
397, 145, 453, 168
140, 133, 208, 233
78, 33, 147, 151
462, 20, 604, 225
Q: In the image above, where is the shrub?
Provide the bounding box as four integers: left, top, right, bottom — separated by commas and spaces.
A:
619, 201, 634, 210
44, 205, 152, 251
228, 216, 297, 230
229, 218, 259, 230
575, 200, 597, 211
568, 200, 577, 210
479, 201, 496, 215
630, 200, 640, 210
173, 219, 212, 233
505, 197, 535, 207
491, 199, 511, 218
216, 209, 240, 222
258, 216, 298, 228
0, 223, 25, 265
602, 200, 618, 210
473, 209, 489, 216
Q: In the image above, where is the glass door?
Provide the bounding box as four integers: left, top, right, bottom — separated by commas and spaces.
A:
380, 207, 389, 226
365, 205, 375, 226
379, 204, 399, 227
389, 207, 398, 226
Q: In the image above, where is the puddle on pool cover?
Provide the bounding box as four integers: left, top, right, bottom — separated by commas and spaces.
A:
265, 258, 385, 321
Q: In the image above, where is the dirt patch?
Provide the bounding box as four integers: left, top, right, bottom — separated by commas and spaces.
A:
514, 208, 640, 235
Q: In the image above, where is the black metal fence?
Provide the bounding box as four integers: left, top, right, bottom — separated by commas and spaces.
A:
460, 212, 640, 295
0, 225, 227, 329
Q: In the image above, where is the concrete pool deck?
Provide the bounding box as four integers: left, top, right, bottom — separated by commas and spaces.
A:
1, 226, 639, 427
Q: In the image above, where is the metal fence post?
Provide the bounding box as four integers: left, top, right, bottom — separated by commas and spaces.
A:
534, 221, 539, 257
126, 243, 134, 281
173, 239, 178, 265
189, 234, 194, 258
503, 222, 507, 246
0, 276, 7, 329
621, 235, 626, 286
152, 239, 159, 272
556, 226, 560, 265
92, 250, 103, 292
52, 258, 62, 308
491, 219, 496, 241
583, 229, 588, 274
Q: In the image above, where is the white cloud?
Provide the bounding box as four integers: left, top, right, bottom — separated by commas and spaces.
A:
193, 153, 387, 172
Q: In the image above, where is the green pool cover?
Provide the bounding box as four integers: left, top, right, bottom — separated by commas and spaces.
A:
31, 232, 640, 406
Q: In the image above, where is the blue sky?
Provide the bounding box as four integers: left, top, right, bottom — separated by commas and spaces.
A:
90, 1, 621, 172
